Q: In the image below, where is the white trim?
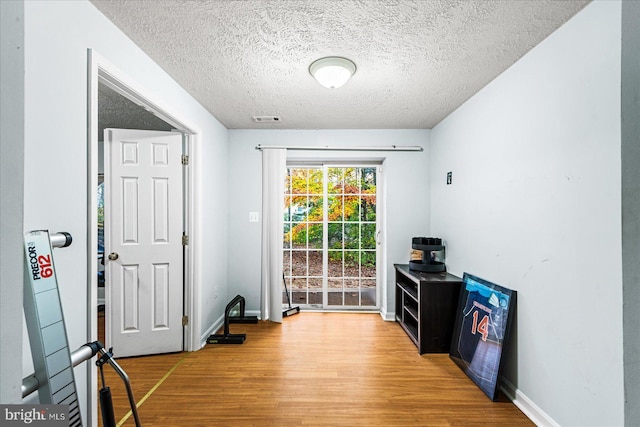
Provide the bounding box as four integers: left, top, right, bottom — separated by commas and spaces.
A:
379, 307, 396, 322
86, 50, 99, 427
258, 144, 423, 152
376, 163, 387, 316
87, 49, 202, 425
500, 379, 559, 427
200, 314, 225, 348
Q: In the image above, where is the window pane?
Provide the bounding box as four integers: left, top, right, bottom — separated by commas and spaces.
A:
291, 195, 308, 221
291, 222, 305, 248
344, 288, 359, 305
292, 251, 307, 276
327, 196, 343, 221
361, 223, 376, 249
362, 193, 376, 221
309, 277, 322, 305
361, 167, 376, 191
291, 278, 307, 304
328, 291, 344, 305
290, 169, 308, 194
308, 290, 322, 304
327, 251, 343, 277
308, 169, 323, 195
344, 277, 359, 289
361, 279, 376, 306
361, 279, 376, 288
285, 170, 292, 194
284, 195, 292, 219
328, 278, 343, 305
327, 278, 341, 289
283, 251, 291, 274
291, 277, 306, 288
327, 223, 343, 249
308, 250, 322, 275
283, 223, 291, 248
327, 168, 342, 194
344, 223, 359, 249
308, 223, 323, 249
344, 168, 358, 192
308, 196, 323, 221
361, 252, 376, 277
344, 252, 359, 277
344, 195, 359, 221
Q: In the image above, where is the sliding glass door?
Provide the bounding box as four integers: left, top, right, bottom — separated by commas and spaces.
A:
283, 165, 379, 309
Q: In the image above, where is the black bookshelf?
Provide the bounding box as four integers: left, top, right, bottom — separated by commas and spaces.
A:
394, 264, 462, 354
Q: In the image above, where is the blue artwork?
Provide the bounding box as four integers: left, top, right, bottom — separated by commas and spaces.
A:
449, 273, 516, 400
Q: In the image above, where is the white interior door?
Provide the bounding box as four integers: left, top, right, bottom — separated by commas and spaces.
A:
104, 128, 183, 357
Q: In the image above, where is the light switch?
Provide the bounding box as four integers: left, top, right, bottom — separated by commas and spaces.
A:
249, 212, 259, 222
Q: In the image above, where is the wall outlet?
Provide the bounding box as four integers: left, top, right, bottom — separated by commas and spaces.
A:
249, 212, 259, 222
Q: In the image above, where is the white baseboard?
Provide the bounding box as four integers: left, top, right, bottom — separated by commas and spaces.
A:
245, 309, 261, 319
379, 307, 396, 321
199, 314, 224, 349
501, 379, 560, 427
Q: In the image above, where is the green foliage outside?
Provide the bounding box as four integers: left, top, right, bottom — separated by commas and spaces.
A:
284, 167, 377, 267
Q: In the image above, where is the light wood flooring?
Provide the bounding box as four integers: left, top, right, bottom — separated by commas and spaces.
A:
98, 312, 532, 426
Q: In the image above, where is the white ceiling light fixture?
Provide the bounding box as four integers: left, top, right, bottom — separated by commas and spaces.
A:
309, 57, 356, 89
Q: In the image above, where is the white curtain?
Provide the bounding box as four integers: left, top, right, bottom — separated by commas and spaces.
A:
261, 148, 286, 322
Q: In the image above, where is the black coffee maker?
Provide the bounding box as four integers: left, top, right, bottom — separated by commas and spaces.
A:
409, 237, 446, 272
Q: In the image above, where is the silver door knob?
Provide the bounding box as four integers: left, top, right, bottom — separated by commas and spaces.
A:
108, 252, 119, 261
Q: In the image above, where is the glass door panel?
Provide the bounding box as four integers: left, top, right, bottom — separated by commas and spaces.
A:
325, 166, 377, 308
284, 167, 324, 307
283, 165, 378, 309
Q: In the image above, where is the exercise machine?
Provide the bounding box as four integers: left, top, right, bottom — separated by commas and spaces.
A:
22, 230, 140, 427
206, 295, 257, 344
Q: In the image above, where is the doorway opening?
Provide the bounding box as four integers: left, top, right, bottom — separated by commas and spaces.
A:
96, 83, 176, 346
88, 49, 200, 426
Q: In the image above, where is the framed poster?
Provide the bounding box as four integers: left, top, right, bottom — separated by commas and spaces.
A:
449, 273, 516, 400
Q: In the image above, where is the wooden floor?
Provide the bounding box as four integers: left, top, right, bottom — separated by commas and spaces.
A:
98, 312, 532, 426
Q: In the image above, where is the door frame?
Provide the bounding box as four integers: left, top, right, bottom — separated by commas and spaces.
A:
87, 49, 201, 425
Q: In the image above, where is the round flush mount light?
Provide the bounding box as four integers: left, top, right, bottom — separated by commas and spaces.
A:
309, 56, 356, 89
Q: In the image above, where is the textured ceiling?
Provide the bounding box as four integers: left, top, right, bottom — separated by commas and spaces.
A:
98, 83, 173, 141
90, 0, 589, 130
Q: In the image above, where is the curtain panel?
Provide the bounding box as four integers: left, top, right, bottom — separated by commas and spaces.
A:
260, 148, 286, 322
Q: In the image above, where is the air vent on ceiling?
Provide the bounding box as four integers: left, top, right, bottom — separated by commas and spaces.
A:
252, 115, 281, 123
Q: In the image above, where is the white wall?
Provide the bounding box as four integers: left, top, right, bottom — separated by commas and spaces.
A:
0, 0, 25, 404
227, 130, 430, 319
430, 1, 623, 426
19, 0, 228, 421
621, 1, 640, 426
197, 116, 229, 343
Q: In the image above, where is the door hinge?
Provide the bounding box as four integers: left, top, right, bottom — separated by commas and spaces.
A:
182, 233, 189, 246
181, 154, 189, 165
182, 315, 188, 326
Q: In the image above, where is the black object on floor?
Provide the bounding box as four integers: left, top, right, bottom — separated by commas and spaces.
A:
207, 295, 256, 344
282, 274, 300, 317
